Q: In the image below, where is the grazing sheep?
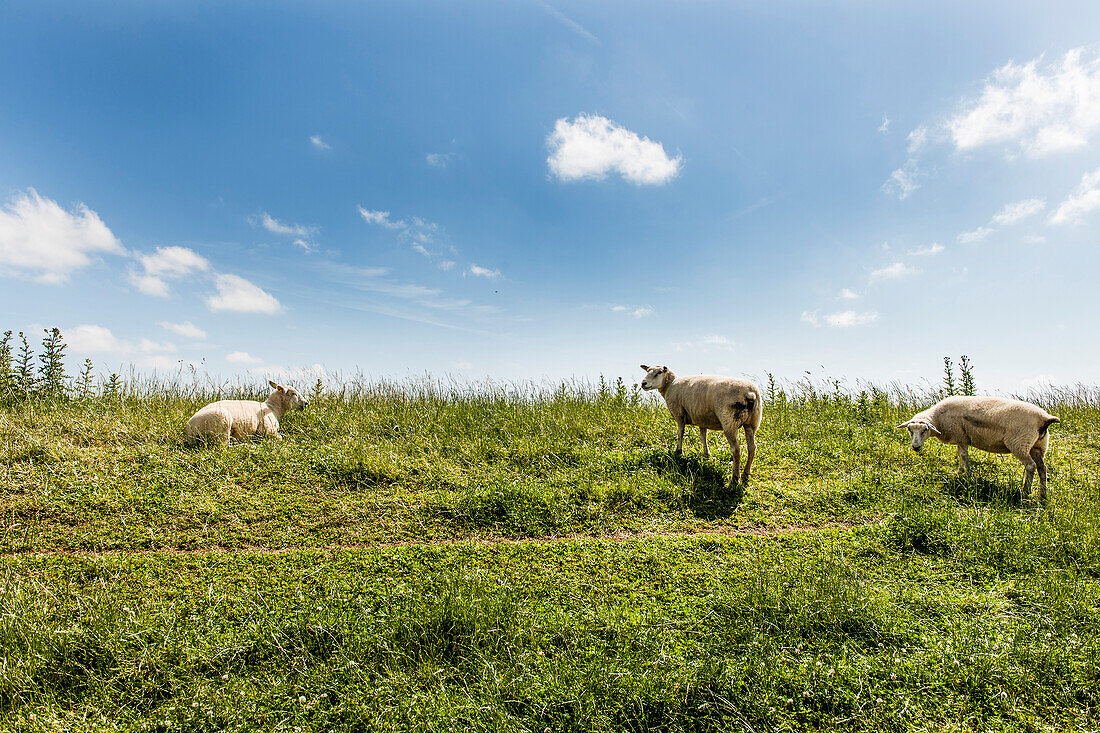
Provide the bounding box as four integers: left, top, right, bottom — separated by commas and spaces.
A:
896, 396, 1060, 501
185, 380, 308, 446
640, 365, 763, 485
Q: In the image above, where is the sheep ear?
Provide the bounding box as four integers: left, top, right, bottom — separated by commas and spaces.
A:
640, 364, 649, 371
268, 380, 278, 389
894, 421, 911, 429
929, 424, 941, 434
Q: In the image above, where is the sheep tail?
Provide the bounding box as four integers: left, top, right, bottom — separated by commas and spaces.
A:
744, 392, 757, 414
1039, 416, 1060, 436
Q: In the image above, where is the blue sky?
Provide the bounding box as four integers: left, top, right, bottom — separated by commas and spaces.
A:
3, 1, 1100, 392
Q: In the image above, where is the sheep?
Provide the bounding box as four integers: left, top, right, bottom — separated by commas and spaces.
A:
640, 365, 763, 486
896, 395, 1059, 501
185, 380, 308, 446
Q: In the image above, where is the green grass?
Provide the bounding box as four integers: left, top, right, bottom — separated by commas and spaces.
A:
3, 378, 1100, 731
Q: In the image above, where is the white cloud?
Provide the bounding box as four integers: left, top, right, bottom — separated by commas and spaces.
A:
309, 135, 331, 151
205, 274, 283, 314
130, 245, 210, 297
65, 324, 175, 354
878, 115, 890, 133
358, 207, 405, 229
0, 189, 124, 283
803, 310, 878, 328
465, 264, 501, 279
452, 361, 474, 370
611, 304, 654, 318
869, 261, 919, 282
882, 159, 920, 199
226, 350, 261, 365
1050, 167, 1100, 224
907, 243, 944, 256
258, 212, 315, 239
957, 226, 994, 244
438, 259, 456, 271
991, 198, 1046, 225
157, 321, 206, 340
946, 49, 1100, 157
907, 126, 929, 154
547, 114, 682, 185
839, 288, 859, 299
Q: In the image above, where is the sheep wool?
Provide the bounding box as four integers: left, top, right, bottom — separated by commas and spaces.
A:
640, 365, 763, 486
185, 380, 309, 445
897, 395, 1059, 501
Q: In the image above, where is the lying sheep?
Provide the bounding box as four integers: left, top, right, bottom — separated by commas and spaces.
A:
896, 396, 1059, 501
640, 365, 763, 486
185, 380, 308, 446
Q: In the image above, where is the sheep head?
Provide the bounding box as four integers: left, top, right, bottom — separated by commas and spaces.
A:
895, 418, 940, 451
268, 380, 309, 411
639, 364, 673, 392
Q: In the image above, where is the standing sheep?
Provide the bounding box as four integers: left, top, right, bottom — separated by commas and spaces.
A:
640, 365, 763, 486
896, 396, 1059, 501
185, 380, 308, 446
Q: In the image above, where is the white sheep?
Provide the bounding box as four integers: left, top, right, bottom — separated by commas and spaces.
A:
896, 395, 1060, 501
185, 380, 308, 446
640, 365, 763, 486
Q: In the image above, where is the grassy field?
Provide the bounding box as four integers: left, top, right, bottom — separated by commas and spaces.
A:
3, 377, 1100, 731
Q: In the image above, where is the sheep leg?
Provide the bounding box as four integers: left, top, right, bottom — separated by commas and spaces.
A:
957, 443, 970, 473
1030, 446, 1048, 502
700, 427, 709, 458
724, 429, 741, 486
675, 422, 685, 456
741, 425, 756, 485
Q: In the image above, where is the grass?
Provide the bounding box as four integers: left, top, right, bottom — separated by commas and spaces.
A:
2, 376, 1100, 731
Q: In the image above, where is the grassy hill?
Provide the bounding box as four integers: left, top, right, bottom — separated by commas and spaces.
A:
2, 378, 1100, 731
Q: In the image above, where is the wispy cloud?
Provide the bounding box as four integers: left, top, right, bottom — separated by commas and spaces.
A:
358, 207, 405, 230
309, 135, 331, 151
991, 198, 1046, 225
801, 310, 878, 328
130, 245, 210, 297
157, 320, 206, 340
882, 159, 920, 199
254, 212, 318, 252
907, 243, 944, 256
0, 189, 124, 284
534, 0, 599, 44
205, 273, 283, 314
1051, 167, 1100, 224
426, 153, 455, 168
611, 304, 654, 318
547, 114, 682, 185
958, 197, 1046, 242
465, 264, 501, 279
869, 261, 919, 282
839, 288, 859, 300
257, 212, 316, 239
878, 115, 890, 133
958, 226, 993, 243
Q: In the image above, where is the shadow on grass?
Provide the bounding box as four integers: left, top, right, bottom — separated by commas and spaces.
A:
638, 451, 743, 519
942, 471, 1023, 508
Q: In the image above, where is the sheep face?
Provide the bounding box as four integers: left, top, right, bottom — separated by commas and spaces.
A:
269, 380, 309, 411
639, 364, 672, 391
897, 419, 939, 451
